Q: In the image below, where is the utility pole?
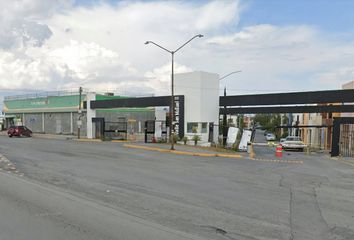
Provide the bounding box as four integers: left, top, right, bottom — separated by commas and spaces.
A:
222, 87, 227, 146
219, 71, 242, 147
171, 52, 175, 150
77, 86, 82, 139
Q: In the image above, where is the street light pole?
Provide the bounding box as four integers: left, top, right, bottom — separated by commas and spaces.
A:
171, 52, 175, 150
219, 71, 242, 146
145, 34, 203, 150
77, 86, 82, 139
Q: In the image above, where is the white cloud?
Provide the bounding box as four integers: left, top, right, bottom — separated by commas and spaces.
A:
0, 40, 141, 92
0, 0, 354, 99
144, 62, 193, 95
207, 24, 316, 48
0, 50, 64, 89
310, 67, 354, 89
205, 24, 354, 93
45, 0, 239, 70
0, 0, 73, 49
194, 1, 240, 30
46, 40, 137, 81
0, 0, 240, 95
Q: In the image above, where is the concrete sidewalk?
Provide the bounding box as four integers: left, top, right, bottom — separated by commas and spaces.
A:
33, 133, 76, 140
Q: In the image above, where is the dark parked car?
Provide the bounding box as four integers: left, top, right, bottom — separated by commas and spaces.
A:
7, 126, 32, 137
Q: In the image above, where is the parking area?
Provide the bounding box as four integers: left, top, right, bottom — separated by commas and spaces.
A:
0, 135, 353, 240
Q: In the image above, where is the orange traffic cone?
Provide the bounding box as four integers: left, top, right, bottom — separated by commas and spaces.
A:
275, 145, 283, 158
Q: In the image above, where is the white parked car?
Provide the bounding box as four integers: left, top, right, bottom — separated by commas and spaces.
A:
266, 133, 276, 141
281, 136, 307, 151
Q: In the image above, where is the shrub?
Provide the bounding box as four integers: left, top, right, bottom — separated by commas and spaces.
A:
171, 134, 179, 144
192, 135, 201, 146
182, 136, 188, 145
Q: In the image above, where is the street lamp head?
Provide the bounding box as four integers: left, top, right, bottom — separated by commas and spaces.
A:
144, 41, 150, 45
197, 34, 204, 38
219, 70, 242, 81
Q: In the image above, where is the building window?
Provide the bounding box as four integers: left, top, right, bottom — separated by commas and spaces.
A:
201, 122, 208, 133
187, 122, 198, 133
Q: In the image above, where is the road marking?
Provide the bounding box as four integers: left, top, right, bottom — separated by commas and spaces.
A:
250, 157, 303, 164
123, 144, 242, 158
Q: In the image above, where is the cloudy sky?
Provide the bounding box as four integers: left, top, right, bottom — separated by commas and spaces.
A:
1, 0, 354, 101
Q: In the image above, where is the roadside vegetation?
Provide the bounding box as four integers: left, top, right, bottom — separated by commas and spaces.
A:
253, 114, 289, 139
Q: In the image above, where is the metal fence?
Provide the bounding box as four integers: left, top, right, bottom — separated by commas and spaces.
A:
4, 90, 81, 101
104, 120, 128, 140
339, 124, 354, 157
4, 90, 155, 101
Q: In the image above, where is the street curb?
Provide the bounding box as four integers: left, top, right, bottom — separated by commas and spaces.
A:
123, 144, 242, 158
75, 139, 102, 142
327, 157, 354, 167
33, 134, 74, 140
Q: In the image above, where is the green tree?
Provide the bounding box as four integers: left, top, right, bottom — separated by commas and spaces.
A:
254, 114, 289, 138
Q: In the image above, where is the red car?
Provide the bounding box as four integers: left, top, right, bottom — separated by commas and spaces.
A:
7, 126, 33, 137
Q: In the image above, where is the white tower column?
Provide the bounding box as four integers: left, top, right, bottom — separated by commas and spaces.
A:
86, 93, 96, 139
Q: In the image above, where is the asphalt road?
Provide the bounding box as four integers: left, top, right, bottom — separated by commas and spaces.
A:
0, 135, 354, 240
252, 130, 309, 161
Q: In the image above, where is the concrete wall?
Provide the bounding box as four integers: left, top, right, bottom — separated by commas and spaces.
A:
175, 71, 220, 142
43, 112, 72, 135
305, 113, 323, 149
342, 81, 354, 117
86, 93, 96, 139
24, 113, 43, 133
20, 112, 86, 136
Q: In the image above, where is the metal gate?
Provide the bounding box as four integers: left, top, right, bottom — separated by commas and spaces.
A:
144, 120, 167, 143
339, 124, 354, 157
105, 118, 127, 140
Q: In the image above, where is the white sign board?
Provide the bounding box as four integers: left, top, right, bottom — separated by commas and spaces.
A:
238, 129, 252, 151
77, 120, 82, 126
226, 127, 239, 147
154, 121, 162, 139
